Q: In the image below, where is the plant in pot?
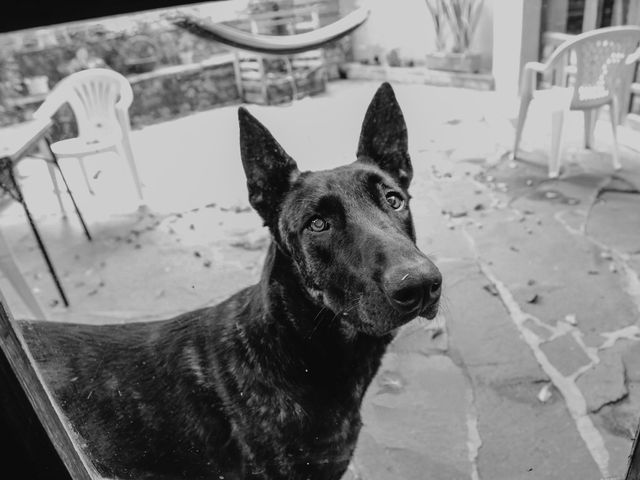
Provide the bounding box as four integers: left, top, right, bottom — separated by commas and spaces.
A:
123, 34, 159, 74
425, 0, 484, 73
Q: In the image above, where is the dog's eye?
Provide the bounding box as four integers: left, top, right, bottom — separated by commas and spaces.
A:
307, 217, 329, 232
386, 192, 405, 210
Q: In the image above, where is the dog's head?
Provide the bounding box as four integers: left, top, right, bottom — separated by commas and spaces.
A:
238, 83, 441, 336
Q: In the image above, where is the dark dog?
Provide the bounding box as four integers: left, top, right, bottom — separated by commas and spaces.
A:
20, 82, 441, 480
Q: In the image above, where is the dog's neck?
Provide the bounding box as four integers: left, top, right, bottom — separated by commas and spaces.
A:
258, 241, 354, 340
246, 241, 392, 396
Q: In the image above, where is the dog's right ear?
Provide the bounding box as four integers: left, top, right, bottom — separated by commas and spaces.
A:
238, 107, 299, 227
357, 82, 412, 190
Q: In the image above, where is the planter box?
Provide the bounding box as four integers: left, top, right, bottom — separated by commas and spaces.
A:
425, 52, 482, 73
343, 63, 494, 91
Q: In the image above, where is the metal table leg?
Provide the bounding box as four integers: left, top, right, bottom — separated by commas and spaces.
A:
42, 137, 92, 242
0, 157, 69, 307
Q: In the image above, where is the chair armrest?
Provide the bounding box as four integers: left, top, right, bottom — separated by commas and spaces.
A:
32, 90, 67, 121
520, 61, 550, 97
524, 61, 548, 74
626, 47, 640, 65
115, 86, 133, 110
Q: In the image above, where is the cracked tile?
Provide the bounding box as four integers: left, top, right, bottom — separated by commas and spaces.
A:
576, 350, 628, 413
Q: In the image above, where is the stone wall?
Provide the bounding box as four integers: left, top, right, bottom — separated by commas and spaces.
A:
11, 25, 230, 85
5, 56, 240, 140
127, 56, 240, 129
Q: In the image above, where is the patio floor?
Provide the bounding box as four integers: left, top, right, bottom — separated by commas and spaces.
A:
2, 80, 640, 479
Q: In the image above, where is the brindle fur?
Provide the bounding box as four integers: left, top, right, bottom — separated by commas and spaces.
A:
20, 83, 441, 480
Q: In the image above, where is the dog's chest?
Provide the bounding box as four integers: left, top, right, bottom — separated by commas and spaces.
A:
261, 398, 363, 479
241, 340, 386, 478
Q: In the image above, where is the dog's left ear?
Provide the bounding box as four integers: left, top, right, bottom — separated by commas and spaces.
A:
356, 82, 412, 189
238, 107, 300, 228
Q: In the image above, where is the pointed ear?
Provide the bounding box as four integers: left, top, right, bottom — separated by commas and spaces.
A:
356, 82, 412, 189
238, 107, 299, 227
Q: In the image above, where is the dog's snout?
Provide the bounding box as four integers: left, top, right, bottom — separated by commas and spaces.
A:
383, 260, 442, 315
389, 283, 425, 313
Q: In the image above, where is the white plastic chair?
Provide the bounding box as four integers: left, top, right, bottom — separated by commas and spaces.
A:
512, 26, 640, 178
33, 68, 144, 202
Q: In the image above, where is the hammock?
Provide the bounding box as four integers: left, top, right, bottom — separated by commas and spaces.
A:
173, 6, 370, 55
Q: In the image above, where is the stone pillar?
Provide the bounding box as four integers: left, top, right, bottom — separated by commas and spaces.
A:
492, 0, 542, 100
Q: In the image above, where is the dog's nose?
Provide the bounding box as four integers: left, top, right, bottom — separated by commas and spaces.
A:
383, 259, 442, 314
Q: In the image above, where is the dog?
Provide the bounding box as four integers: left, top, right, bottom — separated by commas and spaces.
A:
20, 82, 442, 480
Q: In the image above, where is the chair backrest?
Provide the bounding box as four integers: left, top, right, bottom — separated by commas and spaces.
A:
34, 68, 133, 139
545, 26, 640, 110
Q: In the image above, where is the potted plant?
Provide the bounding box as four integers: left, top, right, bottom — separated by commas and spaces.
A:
123, 34, 159, 74
425, 0, 484, 73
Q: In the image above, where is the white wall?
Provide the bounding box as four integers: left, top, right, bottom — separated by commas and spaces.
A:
343, 0, 494, 69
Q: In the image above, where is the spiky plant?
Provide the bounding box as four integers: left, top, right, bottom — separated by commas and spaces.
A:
424, 0, 447, 52
425, 0, 484, 53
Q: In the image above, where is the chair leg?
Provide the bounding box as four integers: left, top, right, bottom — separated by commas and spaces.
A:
0, 229, 46, 319
38, 138, 67, 217
583, 108, 598, 149
609, 97, 622, 171
46, 161, 67, 218
78, 156, 94, 195
117, 139, 144, 202
549, 108, 566, 178
512, 94, 532, 160
42, 138, 92, 242
51, 159, 92, 242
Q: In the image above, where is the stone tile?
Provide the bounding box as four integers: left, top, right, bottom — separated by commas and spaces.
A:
472, 205, 639, 339
594, 383, 640, 442
623, 342, 640, 383
474, 385, 601, 480
354, 353, 472, 480
540, 334, 593, 377
576, 350, 628, 413
389, 315, 448, 357
445, 267, 549, 384
589, 191, 640, 255
590, 416, 635, 480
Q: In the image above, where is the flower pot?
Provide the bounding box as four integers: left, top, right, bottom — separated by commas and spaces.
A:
23, 76, 49, 95
425, 52, 482, 73
124, 57, 158, 74
123, 35, 159, 74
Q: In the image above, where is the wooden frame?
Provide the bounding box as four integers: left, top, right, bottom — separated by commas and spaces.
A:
0, 290, 95, 479
0, 0, 209, 33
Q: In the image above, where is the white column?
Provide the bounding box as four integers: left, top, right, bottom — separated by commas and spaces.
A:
492, 0, 542, 100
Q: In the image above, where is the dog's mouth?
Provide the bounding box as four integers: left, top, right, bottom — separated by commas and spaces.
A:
420, 300, 440, 320
347, 297, 440, 337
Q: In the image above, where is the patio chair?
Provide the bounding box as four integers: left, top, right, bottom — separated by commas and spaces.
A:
33, 68, 144, 201
512, 26, 640, 178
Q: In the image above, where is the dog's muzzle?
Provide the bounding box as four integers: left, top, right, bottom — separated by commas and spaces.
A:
382, 258, 442, 319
